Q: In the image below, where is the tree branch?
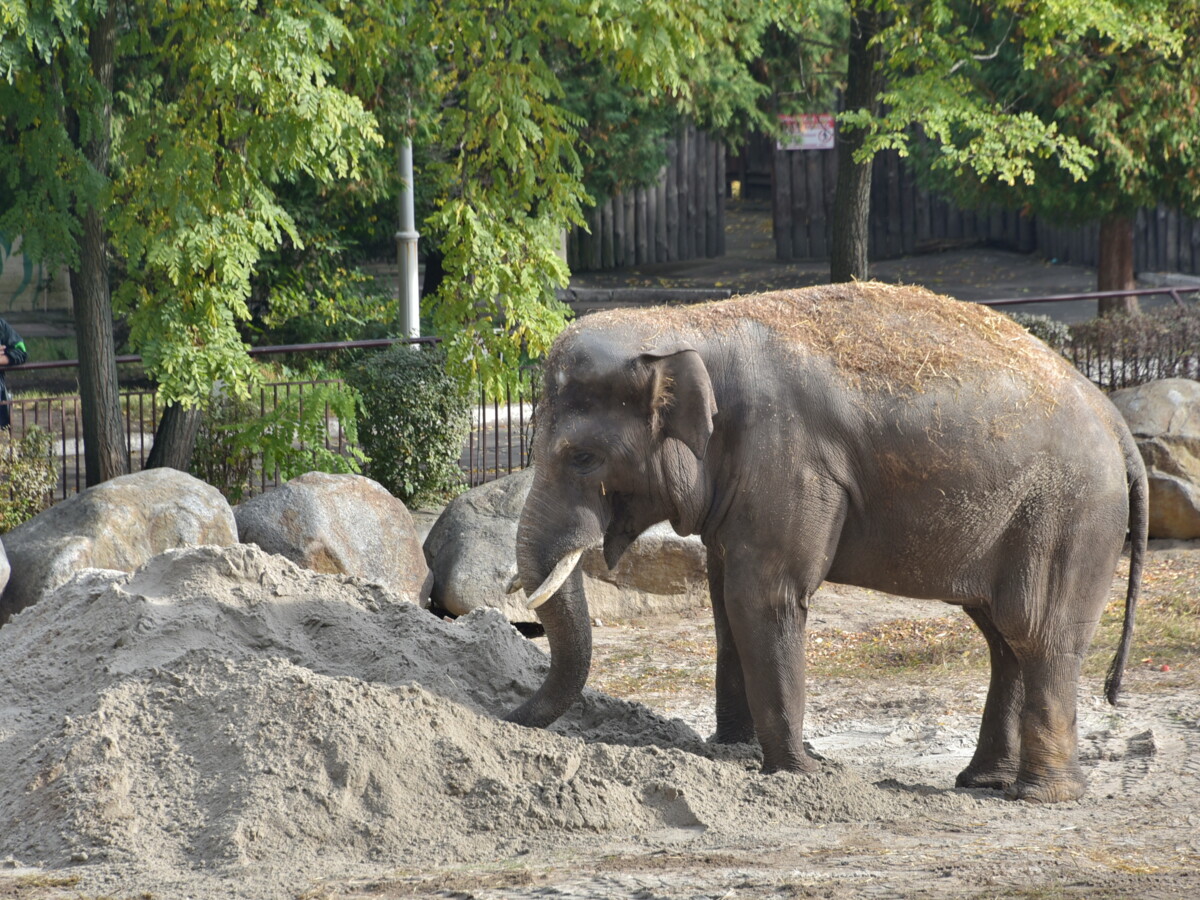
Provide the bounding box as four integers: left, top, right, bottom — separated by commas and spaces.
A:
948, 19, 1015, 76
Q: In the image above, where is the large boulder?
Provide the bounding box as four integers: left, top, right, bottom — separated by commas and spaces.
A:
234, 472, 431, 605
0, 468, 237, 622
1110, 377, 1200, 539
424, 468, 709, 622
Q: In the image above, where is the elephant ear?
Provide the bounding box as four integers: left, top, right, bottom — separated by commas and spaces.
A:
639, 344, 718, 460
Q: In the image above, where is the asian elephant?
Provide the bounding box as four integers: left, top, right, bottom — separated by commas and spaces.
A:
508, 282, 1147, 803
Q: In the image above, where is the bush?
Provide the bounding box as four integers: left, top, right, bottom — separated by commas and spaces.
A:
0, 426, 57, 533
190, 381, 366, 504
345, 344, 471, 507
1068, 307, 1200, 391
1006, 311, 1071, 353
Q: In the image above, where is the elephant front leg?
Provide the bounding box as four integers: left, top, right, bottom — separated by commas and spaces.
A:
723, 556, 819, 774
708, 546, 755, 744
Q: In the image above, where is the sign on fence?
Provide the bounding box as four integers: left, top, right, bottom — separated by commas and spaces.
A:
777, 114, 836, 151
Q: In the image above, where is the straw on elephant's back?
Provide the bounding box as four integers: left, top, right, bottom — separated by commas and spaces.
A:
568, 282, 1071, 395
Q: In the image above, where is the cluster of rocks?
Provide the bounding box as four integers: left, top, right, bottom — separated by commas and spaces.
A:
3, 376, 1200, 626
0, 470, 434, 624
0, 466, 705, 627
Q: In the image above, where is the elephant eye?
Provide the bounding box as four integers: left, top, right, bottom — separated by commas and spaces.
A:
568, 448, 602, 473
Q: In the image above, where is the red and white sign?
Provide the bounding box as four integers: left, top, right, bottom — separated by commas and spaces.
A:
777, 114, 836, 151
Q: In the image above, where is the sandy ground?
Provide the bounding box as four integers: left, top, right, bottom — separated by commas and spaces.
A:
0, 542, 1197, 900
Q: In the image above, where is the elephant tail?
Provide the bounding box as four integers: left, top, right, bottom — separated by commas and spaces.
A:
1104, 426, 1148, 705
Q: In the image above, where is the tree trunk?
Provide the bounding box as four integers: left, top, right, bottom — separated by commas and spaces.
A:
145, 402, 203, 471
830, 3, 883, 283
69, 4, 128, 486
1097, 213, 1139, 316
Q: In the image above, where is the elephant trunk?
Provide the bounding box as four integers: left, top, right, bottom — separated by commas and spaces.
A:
505, 492, 598, 728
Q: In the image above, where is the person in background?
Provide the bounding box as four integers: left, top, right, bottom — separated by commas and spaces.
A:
0, 316, 28, 430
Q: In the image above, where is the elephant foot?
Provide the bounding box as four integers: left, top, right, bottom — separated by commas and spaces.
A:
956, 762, 1019, 791
761, 749, 821, 775
711, 724, 757, 745
1004, 771, 1087, 803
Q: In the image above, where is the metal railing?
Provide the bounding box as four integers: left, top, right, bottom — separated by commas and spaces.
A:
980, 284, 1200, 310
2, 337, 538, 503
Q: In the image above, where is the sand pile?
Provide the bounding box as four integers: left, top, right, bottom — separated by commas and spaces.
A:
0, 544, 975, 899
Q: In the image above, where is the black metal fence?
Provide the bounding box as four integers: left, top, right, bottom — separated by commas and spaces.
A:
2, 338, 539, 504
982, 286, 1200, 391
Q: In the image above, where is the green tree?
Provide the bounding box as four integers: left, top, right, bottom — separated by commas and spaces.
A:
2, 0, 127, 483
826, 1, 1184, 288
1, 1, 382, 476
937, 1, 1200, 312
409, 0, 783, 394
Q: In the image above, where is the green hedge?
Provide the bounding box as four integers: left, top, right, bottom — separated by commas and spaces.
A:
1, 426, 56, 533
345, 344, 471, 507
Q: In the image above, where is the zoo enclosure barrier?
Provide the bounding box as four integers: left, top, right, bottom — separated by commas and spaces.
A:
2, 336, 540, 504
981, 285, 1200, 390
5, 284, 1200, 505
774, 144, 1200, 276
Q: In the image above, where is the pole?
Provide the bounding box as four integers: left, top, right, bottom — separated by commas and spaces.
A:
396, 137, 420, 340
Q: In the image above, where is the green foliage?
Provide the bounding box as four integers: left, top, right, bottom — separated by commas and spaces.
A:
190, 381, 365, 504
1006, 311, 1071, 352
854, 1, 1200, 224
1, 0, 384, 413
0, 426, 56, 533
412, 0, 787, 394
755, 2, 849, 118
345, 345, 471, 508
845, 1, 1187, 194
253, 262, 398, 350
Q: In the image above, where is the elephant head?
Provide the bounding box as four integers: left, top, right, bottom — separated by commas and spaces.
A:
505, 325, 718, 728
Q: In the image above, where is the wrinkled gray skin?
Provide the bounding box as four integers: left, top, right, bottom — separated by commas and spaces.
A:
509, 285, 1147, 803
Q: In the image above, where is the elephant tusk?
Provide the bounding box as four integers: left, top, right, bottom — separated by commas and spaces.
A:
524, 548, 585, 610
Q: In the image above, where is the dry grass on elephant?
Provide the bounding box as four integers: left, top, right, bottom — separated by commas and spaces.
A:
560, 281, 1072, 394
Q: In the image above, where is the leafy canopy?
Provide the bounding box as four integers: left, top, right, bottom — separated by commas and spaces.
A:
410, 0, 786, 393
845, 0, 1186, 193
2, 0, 801, 401
1, 0, 381, 407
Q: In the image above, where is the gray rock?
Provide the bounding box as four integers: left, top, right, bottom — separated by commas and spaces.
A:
1110, 377, 1200, 539
424, 468, 709, 622
423, 469, 534, 621
0, 468, 237, 622
234, 472, 431, 605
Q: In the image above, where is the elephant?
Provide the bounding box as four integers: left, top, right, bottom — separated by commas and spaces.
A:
507, 281, 1147, 803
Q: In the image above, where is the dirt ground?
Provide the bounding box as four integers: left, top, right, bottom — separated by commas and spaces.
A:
336, 545, 1200, 900
1, 541, 1197, 900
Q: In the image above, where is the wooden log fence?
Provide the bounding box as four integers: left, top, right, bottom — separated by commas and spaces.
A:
773, 146, 1199, 276
568, 126, 726, 271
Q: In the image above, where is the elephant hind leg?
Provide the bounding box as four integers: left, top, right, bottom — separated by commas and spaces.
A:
1007, 652, 1088, 803
983, 554, 1113, 803
957, 606, 1023, 791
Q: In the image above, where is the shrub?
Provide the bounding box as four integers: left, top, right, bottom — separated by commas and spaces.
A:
191, 381, 366, 504
1068, 307, 1200, 391
1005, 311, 1071, 353
0, 426, 57, 533
345, 344, 471, 507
